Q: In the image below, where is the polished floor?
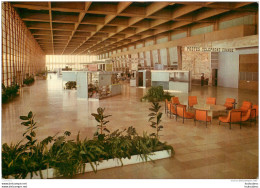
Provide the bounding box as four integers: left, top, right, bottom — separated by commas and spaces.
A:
2, 73, 259, 179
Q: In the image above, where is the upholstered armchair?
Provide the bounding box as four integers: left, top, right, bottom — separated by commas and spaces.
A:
206, 97, 216, 105
176, 105, 194, 124
194, 109, 211, 127
219, 110, 242, 129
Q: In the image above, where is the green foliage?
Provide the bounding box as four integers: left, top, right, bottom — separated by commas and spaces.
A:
91, 107, 111, 136
23, 76, 35, 85
88, 84, 98, 97
65, 81, 77, 90
2, 109, 174, 179
36, 71, 48, 77
148, 102, 163, 139
2, 83, 20, 103
2, 111, 55, 179
20, 111, 37, 151
141, 86, 173, 102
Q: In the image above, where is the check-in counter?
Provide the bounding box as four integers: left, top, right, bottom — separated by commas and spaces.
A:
151, 70, 191, 93
110, 84, 122, 96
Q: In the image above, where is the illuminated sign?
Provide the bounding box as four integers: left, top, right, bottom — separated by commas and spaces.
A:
184, 46, 236, 52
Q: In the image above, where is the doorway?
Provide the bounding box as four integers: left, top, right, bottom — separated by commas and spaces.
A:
138, 72, 143, 86
212, 69, 218, 86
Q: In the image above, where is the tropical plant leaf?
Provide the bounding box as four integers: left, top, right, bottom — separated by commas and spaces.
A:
64, 131, 71, 136
151, 122, 156, 126
158, 125, 163, 128
103, 128, 110, 133
148, 108, 157, 112
150, 133, 156, 137
28, 111, 33, 118
148, 117, 155, 122
150, 125, 156, 128
21, 121, 30, 126
20, 116, 29, 120
103, 121, 109, 125
30, 131, 36, 137
26, 135, 32, 141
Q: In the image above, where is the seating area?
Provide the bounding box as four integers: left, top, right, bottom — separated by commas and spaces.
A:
165, 96, 258, 129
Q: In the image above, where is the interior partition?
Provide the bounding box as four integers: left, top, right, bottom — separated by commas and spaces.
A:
218, 47, 258, 89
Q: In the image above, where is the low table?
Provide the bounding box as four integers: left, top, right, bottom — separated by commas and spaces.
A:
194, 104, 227, 118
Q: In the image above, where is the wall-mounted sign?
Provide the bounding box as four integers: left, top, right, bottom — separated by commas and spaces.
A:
87, 64, 98, 71
105, 64, 113, 71
184, 46, 236, 52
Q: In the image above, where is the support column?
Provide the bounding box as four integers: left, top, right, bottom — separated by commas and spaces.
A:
177, 46, 182, 70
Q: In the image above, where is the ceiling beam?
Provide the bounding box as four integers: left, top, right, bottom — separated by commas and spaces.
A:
48, 2, 54, 54
61, 2, 91, 55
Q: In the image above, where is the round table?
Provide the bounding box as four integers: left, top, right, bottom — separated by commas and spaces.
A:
194, 104, 226, 118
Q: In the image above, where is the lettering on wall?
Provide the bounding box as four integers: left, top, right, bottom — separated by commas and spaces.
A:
184, 46, 236, 52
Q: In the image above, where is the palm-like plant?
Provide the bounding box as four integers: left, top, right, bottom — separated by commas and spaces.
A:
148, 102, 163, 139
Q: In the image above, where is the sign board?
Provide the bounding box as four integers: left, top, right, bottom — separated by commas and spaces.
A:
105, 64, 113, 71
87, 64, 98, 71
184, 46, 236, 52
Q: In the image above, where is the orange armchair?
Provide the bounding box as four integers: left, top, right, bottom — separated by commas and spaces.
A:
194, 109, 211, 128
176, 105, 194, 124
224, 98, 236, 110
165, 99, 171, 114
239, 101, 252, 111
171, 97, 180, 105
188, 96, 198, 109
165, 99, 178, 119
252, 105, 258, 116
206, 97, 216, 105
240, 109, 255, 126
250, 105, 258, 124
237, 101, 252, 114
219, 110, 242, 129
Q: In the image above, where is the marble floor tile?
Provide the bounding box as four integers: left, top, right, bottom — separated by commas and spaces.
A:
2, 73, 258, 179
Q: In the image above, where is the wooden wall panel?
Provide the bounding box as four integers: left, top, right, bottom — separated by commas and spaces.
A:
239, 80, 258, 91
239, 53, 258, 90
239, 63, 258, 72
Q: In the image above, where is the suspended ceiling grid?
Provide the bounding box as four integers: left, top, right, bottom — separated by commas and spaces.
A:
11, 2, 258, 55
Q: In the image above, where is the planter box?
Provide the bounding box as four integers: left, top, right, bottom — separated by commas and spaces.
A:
8, 149, 171, 179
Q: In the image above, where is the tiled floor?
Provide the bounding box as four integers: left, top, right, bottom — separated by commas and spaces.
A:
2, 73, 258, 179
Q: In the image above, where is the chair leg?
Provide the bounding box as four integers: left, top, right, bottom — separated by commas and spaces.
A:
229, 122, 231, 130
183, 116, 184, 124
206, 121, 207, 128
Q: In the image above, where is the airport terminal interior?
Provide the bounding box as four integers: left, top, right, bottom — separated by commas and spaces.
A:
1, 1, 259, 179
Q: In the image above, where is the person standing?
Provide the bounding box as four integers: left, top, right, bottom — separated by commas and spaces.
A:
201, 73, 205, 86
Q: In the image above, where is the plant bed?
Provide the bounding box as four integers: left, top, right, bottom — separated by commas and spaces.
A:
141, 86, 173, 102
2, 83, 20, 104
7, 149, 172, 179
23, 76, 35, 86
3, 104, 174, 179
65, 81, 77, 90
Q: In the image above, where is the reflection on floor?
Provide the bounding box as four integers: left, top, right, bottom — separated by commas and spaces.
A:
2, 73, 258, 179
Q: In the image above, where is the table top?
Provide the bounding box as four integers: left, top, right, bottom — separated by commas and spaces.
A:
194, 104, 226, 111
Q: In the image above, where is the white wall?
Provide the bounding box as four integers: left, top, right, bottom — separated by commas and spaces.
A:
218, 47, 258, 88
